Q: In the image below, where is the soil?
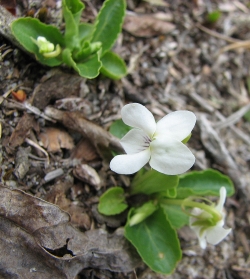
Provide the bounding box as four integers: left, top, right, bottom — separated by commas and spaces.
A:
0, 0, 250, 279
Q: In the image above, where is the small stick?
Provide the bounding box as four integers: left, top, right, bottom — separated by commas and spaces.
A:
196, 23, 240, 43
25, 138, 50, 165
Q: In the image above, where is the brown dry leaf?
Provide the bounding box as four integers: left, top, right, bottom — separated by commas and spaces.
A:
7, 112, 37, 152
123, 13, 175, 38
44, 107, 124, 161
0, 0, 16, 15
44, 181, 91, 230
0, 185, 140, 278
39, 127, 74, 153
73, 164, 101, 189
32, 70, 83, 109
71, 138, 100, 163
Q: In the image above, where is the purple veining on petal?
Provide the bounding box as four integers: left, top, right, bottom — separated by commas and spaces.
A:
137, 135, 152, 152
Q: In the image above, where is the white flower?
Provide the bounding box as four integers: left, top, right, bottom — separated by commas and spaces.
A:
189, 187, 232, 249
36, 36, 55, 53
110, 103, 196, 175
31, 36, 61, 58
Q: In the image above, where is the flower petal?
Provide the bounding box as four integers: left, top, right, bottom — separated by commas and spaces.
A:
110, 149, 151, 175
215, 187, 226, 212
149, 138, 195, 175
121, 129, 150, 154
206, 226, 232, 245
121, 103, 156, 137
198, 232, 207, 249
155, 111, 196, 141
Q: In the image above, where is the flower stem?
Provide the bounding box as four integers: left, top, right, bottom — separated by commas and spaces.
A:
160, 198, 221, 221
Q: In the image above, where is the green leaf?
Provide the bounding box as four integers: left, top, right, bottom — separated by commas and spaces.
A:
166, 188, 177, 198
177, 169, 235, 199
101, 51, 127, 79
206, 11, 221, 24
109, 119, 131, 139
244, 110, 250, 122
62, 48, 101, 79
79, 23, 94, 42
91, 0, 126, 55
11, 18, 64, 66
62, 0, 84, 49
182, 133, 191, 144
98, 187, 128, 215
160, 204, 189, 229
64, 0, 84, 25
129, 201, 157, 226
125, 208, 182, 274
131, 169, 179, 195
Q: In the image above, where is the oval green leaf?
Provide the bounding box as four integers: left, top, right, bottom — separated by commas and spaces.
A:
125, 208, 182, 274
131, 169, 179, 195
177, 169, 235, 198
100, 51, 127, 79
11, 18, 64, 66
98, 187, 128, 215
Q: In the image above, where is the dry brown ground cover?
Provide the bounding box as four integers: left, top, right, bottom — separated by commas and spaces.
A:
0, 0, 250, 278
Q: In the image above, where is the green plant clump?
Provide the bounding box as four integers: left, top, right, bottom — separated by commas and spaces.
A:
11, 0, 127, 79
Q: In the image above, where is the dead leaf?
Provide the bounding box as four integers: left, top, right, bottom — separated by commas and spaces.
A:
73, 164, 101, 189
0, 0, 16, 15
11, 89, 27, 102
39, 127, 74, 153
0, 185, 140, 278
123, 13, 175, 37
14, 146, 31, 179
44, 107, 124, 161
44, 181, 91, 230
92, 204, 128, 228
71, 138, 100, 163
32, 70, 83, 109
7, 112, 37, 152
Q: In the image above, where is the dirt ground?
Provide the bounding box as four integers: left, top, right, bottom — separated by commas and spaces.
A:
0, 0, 250, 278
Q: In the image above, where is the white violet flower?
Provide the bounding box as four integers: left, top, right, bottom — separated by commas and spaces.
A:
36, 36, 54, 53
110, 103, 196, 175
189, 187, 232, 249
31, 36, 61, 58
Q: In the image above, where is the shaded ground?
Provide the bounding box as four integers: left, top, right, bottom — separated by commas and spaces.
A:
0, 0, 250, 278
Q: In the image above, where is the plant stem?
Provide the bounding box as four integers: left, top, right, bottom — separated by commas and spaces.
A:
160, 198, 221, 220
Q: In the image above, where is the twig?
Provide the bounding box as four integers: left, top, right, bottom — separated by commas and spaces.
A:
44, 106, 124, 160
232, 265, 250, 273
25, 138, 50, 165
0, 6, 28, 54
0, 85, 20, 105
189, 91, 250, 145
196, 23, 240, 44
213, 102, 250, 129
44, 168, 64, 182
219, 40, 250, 53
198, 114, 246, 190
4, 99, 56, 122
